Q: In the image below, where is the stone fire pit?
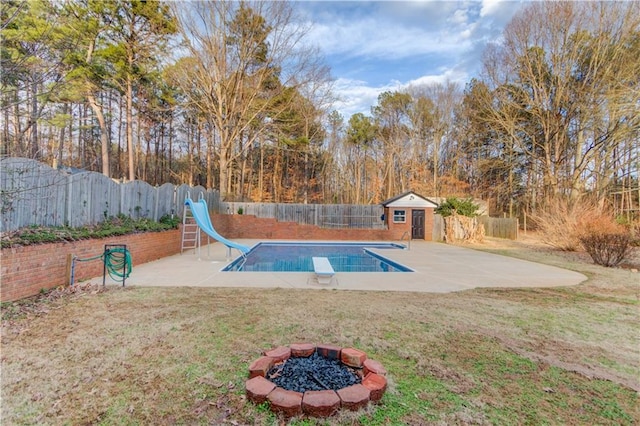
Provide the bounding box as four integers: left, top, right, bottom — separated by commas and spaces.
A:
246, 344, 387, 418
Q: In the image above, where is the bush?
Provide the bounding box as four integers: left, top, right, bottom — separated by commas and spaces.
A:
579, 227, 632, 267
159, 214, 180, 228
615, 216, 640, 247
435, 197, 480, 218
531, 197, 608, 251
436, 198, 484, 243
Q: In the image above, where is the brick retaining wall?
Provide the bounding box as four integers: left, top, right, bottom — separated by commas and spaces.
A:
1, 230, 181, 302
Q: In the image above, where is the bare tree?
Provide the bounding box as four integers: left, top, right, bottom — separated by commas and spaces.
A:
172, 1, 329, 198
372, 91, 411, 200
480, 1, 640, 206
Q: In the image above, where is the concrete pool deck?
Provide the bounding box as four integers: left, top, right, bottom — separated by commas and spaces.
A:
89, 239, 587, 293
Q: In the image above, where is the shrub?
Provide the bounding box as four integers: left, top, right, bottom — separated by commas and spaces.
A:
436, 198, 483, 243
1, 216, 181, 249
435, 197, 480, 218
579, 226, 632, 267
159, 214, 180, 228
615, 216, 640, 247
531, 197, 608, 251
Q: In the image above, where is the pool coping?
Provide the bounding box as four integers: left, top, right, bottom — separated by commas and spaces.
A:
223, 241, 413, 272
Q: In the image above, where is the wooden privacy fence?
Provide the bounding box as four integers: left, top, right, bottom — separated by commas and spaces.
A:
433, 214, 518, 241
1, 158, 385, 232
477, 216, 519, 240
216, 201, 385, 229
0, 158, 218, 232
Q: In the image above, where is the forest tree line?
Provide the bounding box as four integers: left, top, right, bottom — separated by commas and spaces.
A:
2, 1, 639, 217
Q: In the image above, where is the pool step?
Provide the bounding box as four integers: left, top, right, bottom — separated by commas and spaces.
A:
312, 257, 335, 285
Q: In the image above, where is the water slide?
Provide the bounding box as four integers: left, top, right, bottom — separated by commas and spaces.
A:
185, 198, 251, 254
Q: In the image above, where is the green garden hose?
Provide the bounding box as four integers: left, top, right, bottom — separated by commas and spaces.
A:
72, 247, 132, 285
103, 247, 132, 281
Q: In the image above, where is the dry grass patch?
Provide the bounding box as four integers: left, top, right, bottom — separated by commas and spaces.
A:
2, 238, 639, 425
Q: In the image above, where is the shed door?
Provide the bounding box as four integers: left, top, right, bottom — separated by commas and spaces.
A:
411, 210, 425, 239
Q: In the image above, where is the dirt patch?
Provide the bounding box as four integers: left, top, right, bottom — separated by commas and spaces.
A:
1, 283, 111, 338
476, 327, 640, 392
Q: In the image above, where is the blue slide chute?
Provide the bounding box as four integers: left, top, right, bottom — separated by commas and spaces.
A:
185, 198, 250, 254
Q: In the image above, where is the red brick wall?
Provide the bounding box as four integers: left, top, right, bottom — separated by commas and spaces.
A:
1, 230, 181, 302
383, 207, 435, 240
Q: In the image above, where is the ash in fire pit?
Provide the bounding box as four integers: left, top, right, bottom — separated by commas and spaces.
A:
268, 352, 361, 393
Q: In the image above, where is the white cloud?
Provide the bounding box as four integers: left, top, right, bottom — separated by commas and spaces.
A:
404, 68, 469, 88
480, 0, 503, 17
307, 18, 472, 61
331, 77, 397, 118
449, 8, 469, 25
331, 67, 468, 119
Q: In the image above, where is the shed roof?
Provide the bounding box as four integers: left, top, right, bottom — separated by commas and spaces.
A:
381, 191, 438, 208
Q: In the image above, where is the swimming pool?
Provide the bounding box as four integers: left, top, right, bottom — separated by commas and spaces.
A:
222, 242, 413, 272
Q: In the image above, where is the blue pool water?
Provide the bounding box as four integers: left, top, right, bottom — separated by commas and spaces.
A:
222, 242, 412, 272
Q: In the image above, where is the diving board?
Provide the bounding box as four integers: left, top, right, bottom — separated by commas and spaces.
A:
312, 256, 335, 285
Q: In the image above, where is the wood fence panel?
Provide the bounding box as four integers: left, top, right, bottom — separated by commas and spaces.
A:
320, 204, 346, 227
320, 204, 385, 229
204, 190, 220, 212
175, 184, 192, 216
478, 216, 518, 239
35, 163, 67, 228
156, 183, 176, 220
434, 215, 516, 241
433, 214, 445, 241
67, 172, 120, 227
67, 173, 90, 227
191, 185, 207, 201
1, 158, 67, 230
121, 180, 156, 219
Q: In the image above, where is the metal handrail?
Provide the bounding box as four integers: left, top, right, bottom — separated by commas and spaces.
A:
400, 231, 411, 250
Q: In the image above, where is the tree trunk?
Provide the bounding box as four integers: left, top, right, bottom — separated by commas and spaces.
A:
126, 75, 135, 181
206, 126, 214, 189
86, 93, 110, 176
168, 113, 173, 181
29, 79, 38, 159
52, 103, 68, 170
259, 140, 264, 200
13, 93, 22, 156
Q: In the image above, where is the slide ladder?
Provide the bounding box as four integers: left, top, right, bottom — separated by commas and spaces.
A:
182, 195, 250, 256
181, 205, 201, 254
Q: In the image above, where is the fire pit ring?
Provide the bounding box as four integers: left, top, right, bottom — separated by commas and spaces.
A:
246, 344, 387, 418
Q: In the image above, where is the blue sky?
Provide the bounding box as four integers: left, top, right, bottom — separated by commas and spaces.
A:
294, 0, 528, 119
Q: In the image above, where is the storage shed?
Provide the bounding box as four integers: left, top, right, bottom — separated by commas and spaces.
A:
381, 191, 438, 240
